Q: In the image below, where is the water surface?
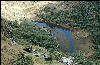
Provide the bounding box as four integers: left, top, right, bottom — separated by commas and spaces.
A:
32, 21, 86, 54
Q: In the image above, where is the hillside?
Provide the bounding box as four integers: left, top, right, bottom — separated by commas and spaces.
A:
1, 1, 100, 65
1, 36, 64, 65
1, 1, 57, 22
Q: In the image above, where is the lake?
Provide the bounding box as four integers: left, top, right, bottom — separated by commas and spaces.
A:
32, 21, 89, 54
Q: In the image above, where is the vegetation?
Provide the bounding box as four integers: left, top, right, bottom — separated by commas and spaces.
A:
23, 45, 33, 53
15, 52, 34, 65
1, 18, 64, 65
36, 1, 99, 45
71, 53, 100, 65
51, 51, 66, 61
1, 1, 100, 65
1, 38, 25, 65
36, 1, 100, 64
1, 32, 63, 65
1, 18, 58, 51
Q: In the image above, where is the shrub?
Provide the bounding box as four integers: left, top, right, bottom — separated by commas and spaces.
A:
36, 1, 99, 45
10, 19, 58, 51
51, 51, 66, 61
23, 45, 33, 53
15, 52, 34, 65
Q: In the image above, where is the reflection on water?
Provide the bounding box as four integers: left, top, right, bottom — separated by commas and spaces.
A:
53, 27, 74, 54
32, 21, 86, 54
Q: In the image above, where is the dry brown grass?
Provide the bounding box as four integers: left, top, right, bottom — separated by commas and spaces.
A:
1, 37, 64, 65
1, 38, 25, 65
1, 1, 57, 22
72, 29, 94, 57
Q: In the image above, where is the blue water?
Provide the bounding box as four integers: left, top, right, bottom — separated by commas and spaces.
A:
51, 31, 57, 36
32, 21, 50, 28
32, 21, 75, 54
54, 27, 74, 54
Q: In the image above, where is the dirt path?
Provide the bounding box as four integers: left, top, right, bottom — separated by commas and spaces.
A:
1, 1, 57, 22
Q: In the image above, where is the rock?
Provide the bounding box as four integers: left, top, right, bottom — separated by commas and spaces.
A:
24, 53, 30, 56
11, 40, 17, 45
43, 53, 52, 61
33, 52, 41, 57
13, 63, 16, 65
43, 53, 48, 58
54, 37, 57, 40
62, 4, 64, 7
32, 49, 36, 52
32, 49, 41, 57
62, 56, 74, 65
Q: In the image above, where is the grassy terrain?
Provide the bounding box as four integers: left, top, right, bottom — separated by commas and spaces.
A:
1, 38, 25, 65
1, 36, 64, 65
1, 1, 57, 22
1, 17, 100, 65
1, 17, 65, 65
36, 1, 100, 57
36, 1, 99, 45
1, 1, 100, 65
